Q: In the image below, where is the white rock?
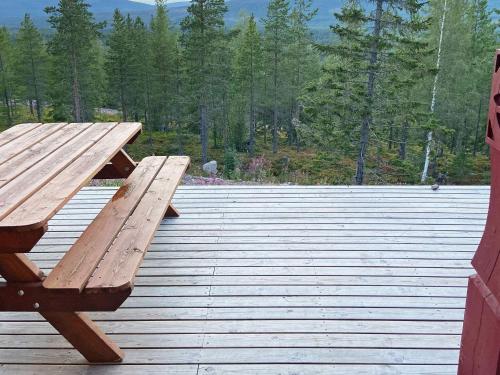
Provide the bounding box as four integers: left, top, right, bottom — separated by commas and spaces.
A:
203, 160, 218, 175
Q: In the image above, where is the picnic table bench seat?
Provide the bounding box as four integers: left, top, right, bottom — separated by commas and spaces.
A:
45, 155, 190, 297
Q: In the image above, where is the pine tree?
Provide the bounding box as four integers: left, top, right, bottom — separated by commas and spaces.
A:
263, 0, 290, 154
302, 0, 366, 155
377, 10, 432, 167
14, 14, 48, 122
466, 0, 496, 156
287, 0, 318, 148
232, 14, 263, 156
45, 0, 104, 122
105, 9, 134, 121
129, 16, 152, 125
332, 0, 426, 184
181, 0, 228, 164
149, 0, 177, 130
0, 27, 14, 126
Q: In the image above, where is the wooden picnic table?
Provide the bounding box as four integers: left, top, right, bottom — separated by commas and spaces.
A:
0, 122, 190, 363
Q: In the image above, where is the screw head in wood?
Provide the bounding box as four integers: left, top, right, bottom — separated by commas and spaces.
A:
17, 290, 24, 296
33, 302, 40, 309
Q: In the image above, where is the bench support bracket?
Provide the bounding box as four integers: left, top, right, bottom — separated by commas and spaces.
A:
93, 149, 137, 179
165, 204, 180, 218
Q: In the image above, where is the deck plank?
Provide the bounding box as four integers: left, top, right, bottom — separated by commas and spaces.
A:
0, 185, 486, 374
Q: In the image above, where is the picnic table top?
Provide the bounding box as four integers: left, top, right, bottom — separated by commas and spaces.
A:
0, 122, 141, 241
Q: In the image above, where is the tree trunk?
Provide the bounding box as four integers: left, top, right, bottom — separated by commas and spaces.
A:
249, 46, 256, 157
288, 103, 294, 146
399, 120, 409, 160
388, 123, 393, 150
354, 0, 383, 185
174, 61, 183, 155
272, 46, 278, 154
473, 97, 483, 156
223, 91, 229, 152
119, 64, 128, 121
29, 37, 43, 122
200, 102, 208, 164
2, 87, 12, 126
293, 101, 301, 152
0, 52, 13, 126
422, 0, 447, 182
71, 51, 82, 122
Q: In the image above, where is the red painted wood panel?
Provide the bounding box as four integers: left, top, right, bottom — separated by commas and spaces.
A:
459, 50, 500, 375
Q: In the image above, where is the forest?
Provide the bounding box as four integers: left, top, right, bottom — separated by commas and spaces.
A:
0, 0, 498, 185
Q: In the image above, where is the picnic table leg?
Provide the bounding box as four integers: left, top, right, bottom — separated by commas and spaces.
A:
0, 253, 124, 362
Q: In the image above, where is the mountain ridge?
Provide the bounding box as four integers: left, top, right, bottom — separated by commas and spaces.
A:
1, 0, 498, 30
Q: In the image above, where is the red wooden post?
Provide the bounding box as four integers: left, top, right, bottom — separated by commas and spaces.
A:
458, 51, 500, 375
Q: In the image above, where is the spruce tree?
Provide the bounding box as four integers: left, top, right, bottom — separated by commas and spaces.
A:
129, 16, 152, 125
232, 14, 263, 156
181, 0, 228, 164
263, 0, 290, 154
105, 9, 134, 121
327, 0, 426, 184
302, 0, 366, 155
376, 9, 432, 176
149, 0, 177, 130
45, 0, 104, 122
287, 0, 318, 148
14, 14, 48, 122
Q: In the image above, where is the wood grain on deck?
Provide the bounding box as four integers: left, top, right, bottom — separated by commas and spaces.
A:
0, 185, 487, 374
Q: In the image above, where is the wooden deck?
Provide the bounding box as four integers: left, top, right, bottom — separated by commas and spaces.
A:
0, 185, 487, 374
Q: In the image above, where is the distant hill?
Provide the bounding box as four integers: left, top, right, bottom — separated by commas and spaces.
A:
0, 0, 498, 30
0, 0, 155, 27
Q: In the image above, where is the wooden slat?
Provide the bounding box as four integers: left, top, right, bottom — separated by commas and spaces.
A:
0, 333, 460, 349
0, 348, 459, 365
86, 156, 190, 292
0, 365, 199, 374
0, 123, 110, 223
0, 123, 42, 148
0, 123, 68, 166
0, 365, 454, 375
0, 123, 91, 188
43, 157, 166, 291
0, 122, 141, 231
0, 319, 463, 335
197, 365, 457, 375
33, 257, 474, 268
0, 306, 465, 322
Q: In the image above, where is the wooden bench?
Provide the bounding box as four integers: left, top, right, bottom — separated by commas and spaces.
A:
44, 155, 189, 295
0, 123, 191, 363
